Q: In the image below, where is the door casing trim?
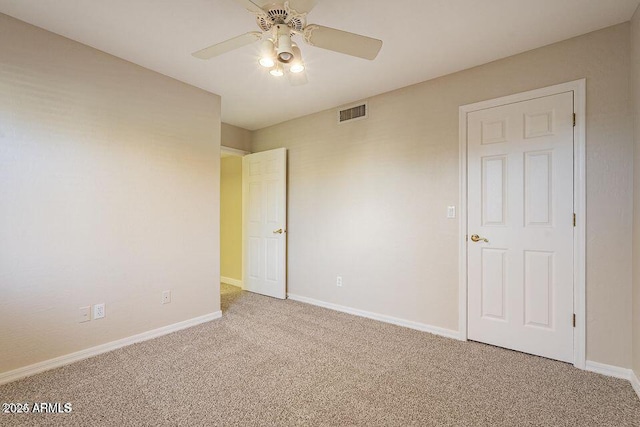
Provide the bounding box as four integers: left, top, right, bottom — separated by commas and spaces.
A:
457, 79, 586, 369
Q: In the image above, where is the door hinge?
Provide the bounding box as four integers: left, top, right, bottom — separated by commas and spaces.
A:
573, 213, 576, 227
572, 313, 576, 327
573, 113, 576, 127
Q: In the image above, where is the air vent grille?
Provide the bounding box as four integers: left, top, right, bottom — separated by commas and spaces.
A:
338, 103, 367, 123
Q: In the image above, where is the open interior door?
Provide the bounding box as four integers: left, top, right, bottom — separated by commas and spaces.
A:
242, 148, 287, 299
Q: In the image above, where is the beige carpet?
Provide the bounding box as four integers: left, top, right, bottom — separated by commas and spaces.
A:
1, 283, 639, 426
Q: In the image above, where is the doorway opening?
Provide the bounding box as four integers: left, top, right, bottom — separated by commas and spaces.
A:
220, 146, 288, 308
220, 146, 248, 311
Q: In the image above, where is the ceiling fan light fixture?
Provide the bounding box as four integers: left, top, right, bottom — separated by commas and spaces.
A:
259, 39, 276, 68
275, 24, 294, 63
290, 44, 305, 73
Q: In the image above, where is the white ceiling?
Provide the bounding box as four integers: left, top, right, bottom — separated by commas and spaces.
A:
1, 0, 639, 130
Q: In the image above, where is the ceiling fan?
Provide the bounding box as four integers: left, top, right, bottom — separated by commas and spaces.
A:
192, 0, 383, 84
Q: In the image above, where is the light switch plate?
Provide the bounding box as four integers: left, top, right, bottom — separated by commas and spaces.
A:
447, 206, 456, 219
79, 306, 91, 323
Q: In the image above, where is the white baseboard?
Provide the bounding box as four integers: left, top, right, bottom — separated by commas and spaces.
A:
585, 360, 633, 380
631, 370, 640, 400
0, 311, 222, 386
585, 360, 640, 400
221, 276, 243, 289
287, 293, 460, 340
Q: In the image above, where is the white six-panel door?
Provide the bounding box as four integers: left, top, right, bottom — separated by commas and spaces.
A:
243, 148, 287, 299
467, 92, 574, 363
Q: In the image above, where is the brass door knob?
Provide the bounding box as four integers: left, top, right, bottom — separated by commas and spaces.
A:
273, 228, 284, 234
470, 234, 489, 243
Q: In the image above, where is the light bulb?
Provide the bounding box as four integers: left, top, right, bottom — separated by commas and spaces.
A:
290, 63, 305, 73
270, 66, 284, 77
259, 57, 275, 68
278, 51, 293, 62
289, 44, 304, 73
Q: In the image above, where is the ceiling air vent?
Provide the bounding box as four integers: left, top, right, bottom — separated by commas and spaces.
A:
338, 102, 368, 124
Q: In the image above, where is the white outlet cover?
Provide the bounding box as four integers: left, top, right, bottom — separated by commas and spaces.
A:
162, 290, 171, 304
93, 303, 105, 320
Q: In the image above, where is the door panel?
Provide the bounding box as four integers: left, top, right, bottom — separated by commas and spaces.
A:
524, 250, 553, 328
481, 248, 507, 321
482, 156, 507, 226
524, 151, 553, 226
243, 148, 287, 299
467, 92, 574, 363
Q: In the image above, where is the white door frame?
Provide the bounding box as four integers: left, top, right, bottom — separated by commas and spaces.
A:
457, 79, 586, 369
221, 145, 250, 157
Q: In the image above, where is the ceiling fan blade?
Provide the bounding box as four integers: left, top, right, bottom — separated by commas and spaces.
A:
232, 0, 265, 13
286, 70, 308, 86
287, 0, 318, 14
303, 25, 382, 60
192, 32, 262, 60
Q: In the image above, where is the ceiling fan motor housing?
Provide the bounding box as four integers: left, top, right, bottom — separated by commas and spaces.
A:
255, 5, 306, 33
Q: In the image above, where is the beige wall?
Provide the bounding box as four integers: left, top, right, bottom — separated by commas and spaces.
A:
221, 156, 243, 281
222, 123, 251, 152
0, 14, 221, 374
631, 5, 640, 378
253, 24, 634, 368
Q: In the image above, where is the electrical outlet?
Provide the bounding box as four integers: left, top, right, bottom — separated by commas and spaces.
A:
93, 303, 105, 320
79, 306, 91, 323
336, 276, 343, 287
162, 290, 171, 304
